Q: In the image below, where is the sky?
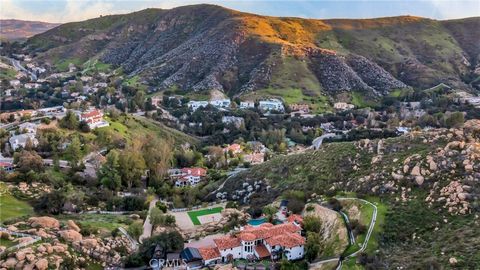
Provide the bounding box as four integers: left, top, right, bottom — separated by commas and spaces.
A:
1, 0, 479, 23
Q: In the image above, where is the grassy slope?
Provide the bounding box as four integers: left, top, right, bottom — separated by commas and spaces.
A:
0, 183, 34, 223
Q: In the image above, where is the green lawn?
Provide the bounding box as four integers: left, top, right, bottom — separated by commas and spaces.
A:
0, 183, 34, 223
0, 237, 16, 248
187, 207, 223, 225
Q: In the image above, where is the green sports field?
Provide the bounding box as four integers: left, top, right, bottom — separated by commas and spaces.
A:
187, 207, 223, 225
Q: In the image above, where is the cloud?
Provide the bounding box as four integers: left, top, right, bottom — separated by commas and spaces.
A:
426, 0, 480, 19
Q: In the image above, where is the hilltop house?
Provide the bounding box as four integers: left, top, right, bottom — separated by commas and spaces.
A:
78, 109, 109, 129
188, 101, 209, 111
223, 143, 242, 154
240, 101, 255, 109
243, 152, 265, 165
259, 99, 284, 112
334, 102, 355, 111
181, 221, 305, 267
169, 167, 207, 187
210, 99, 231, 109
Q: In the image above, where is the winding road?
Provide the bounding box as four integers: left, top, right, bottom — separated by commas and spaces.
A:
6, 57, 37, 81
309, 197, 378, 269
310, 133, 336, 150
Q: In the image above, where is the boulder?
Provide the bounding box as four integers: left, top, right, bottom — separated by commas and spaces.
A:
59, 230, 82, 242
67, 220, 81, 232
28, 217, 60, 229
415, 176, 424, 186
35, 258, 48, 270
4, 257, 17, 268
15, 251, 26, 261
410, 165, 421, 176
449, 257, 458, 265
80, 238, 98, 249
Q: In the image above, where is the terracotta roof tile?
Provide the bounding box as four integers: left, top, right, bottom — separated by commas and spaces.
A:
265, 233, 305, 248
198, 246, 221, 260
213, 236, 241, 250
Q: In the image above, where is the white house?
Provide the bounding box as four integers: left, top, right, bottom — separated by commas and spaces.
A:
188, 101, 209, 111
258, 99, 284, 112
169, 167, 207, 187
9, 133, 38, 151
78, 109, 109, 129
210, 99, 231, 108
181, 221, 305, 266
240, 101, 255, 109
334, 102, 355, 111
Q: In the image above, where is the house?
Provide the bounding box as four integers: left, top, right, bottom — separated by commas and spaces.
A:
79, 109, 109, 129
181, 222, 305, 266
170, 167, 207, 187
222, 116, 244, 128
210, 99, 231, 108
240, 101, 255, 109
188, 101, 209, 111
151, 96, 162, 108
224, 144, 242, 154
9, 133, 38, 151
18, 122, 38, 134
243, 152, 265, 165
289, 104, 310, 114
258, 99, 284, 112
334, 102, 354, 111
0, 162, 14, 173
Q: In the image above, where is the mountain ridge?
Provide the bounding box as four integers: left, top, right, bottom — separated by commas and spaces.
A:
24, 5, 480, 104
0, 19, 60, 41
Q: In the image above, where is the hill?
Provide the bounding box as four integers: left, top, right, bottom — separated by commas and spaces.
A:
25, 5, 480, 106
218, 120, 480, 268
0, 19, 60, 41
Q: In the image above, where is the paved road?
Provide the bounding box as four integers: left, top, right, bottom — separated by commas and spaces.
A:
207, 168, 248, 197
310, 133, 336, 150
139, 196, 159, 243
309, 197, 378, 269
7, 57, 37, 81
339, 211, 355, 245
0, 157, 96, 177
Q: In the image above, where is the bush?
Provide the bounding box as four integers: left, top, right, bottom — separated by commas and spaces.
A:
155, 201, 167, 213
79, 223, 99, 236
225, 201, 238, 209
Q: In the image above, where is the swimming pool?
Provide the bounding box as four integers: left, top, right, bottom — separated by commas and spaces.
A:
247, 217, 266, 226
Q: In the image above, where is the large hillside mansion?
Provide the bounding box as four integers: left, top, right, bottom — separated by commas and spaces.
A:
181, 221, 305, 267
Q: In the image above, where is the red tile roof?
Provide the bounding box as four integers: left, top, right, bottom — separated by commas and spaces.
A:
81, 109, 102, 119
254, 244, 271, 258
265, 233, 305, 248
239, 232, 256, 241
198, 246, 221, 260
287, 214, 303, 225
181, 167, 207, 177
243, 222, 301, 239
213, 236, 241, 250
0, 162, 13, 167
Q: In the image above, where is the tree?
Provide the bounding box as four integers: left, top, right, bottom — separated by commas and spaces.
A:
137, 231, 184, 263
98, 150, 122, 191
305, 232, 322, 262
119, 147, 146, 188
262, 205, 277, 222
14, 150, 44, 174
78, 121, 91, 133
445, 112, 465, 128
60, 110, 79, 130
303, 216, 322, 233
142, 136, 173, 187
150, 207, 165, 230
66, 136, 83, 168
128, 221, 144, 240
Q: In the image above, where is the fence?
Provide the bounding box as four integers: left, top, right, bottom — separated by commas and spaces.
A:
0, 227, 42, 255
